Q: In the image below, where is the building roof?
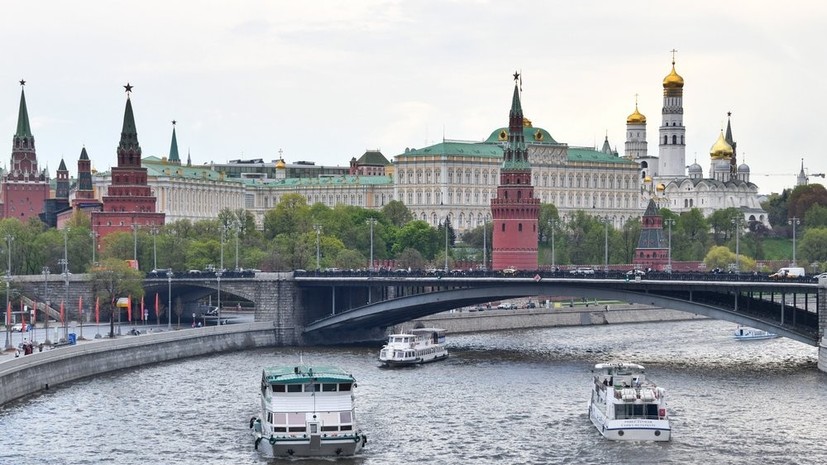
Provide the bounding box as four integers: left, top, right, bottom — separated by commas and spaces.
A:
356, 150, 390, 166
401, 142, 503, 158
485, 126, 558, 144
16, 86, 32, 138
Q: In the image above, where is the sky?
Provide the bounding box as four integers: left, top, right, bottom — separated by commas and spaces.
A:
1, 0, 824, 196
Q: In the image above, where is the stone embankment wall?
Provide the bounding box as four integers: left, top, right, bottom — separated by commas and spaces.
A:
409, 304, 707, 334
0, 322, 280, 407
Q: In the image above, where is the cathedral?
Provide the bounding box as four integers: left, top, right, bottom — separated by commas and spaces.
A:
627, 56, 770, 228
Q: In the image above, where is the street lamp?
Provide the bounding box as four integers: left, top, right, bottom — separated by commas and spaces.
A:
42, 266, 50, 344
482, 218, 488, 271
234, 221, 240, 271
731, 217, 743, 272
664, 218, 676, 272
151, 226, 158, 271
216, 270, 223, 326
166, 270, 173, 329
789, 217, 800, 265
3, 234, 12, 350
367, 218, 377, 272
547, 219, 558, 269
131, 223, 139, 266
444, 217, 449, 272
602, 217, 610, 272
90, 230, 97, 267
219, 224, 226, 271
314, 225, 322, 270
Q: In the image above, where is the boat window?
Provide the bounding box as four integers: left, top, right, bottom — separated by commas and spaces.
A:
322, 383, 337, 392
340, 425, 353, 431
340, 411, 353, 423
287, 385, 302, 393
288, 427, 306, 433
305, 383, 320, 392
273, 427, 287, 432
272, 384, 286, 392
339, 383, 352, 391
321, 426, 338, 432
273, 413, 287, 424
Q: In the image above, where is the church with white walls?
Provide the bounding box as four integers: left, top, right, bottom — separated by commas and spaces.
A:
626, 55, 770, 229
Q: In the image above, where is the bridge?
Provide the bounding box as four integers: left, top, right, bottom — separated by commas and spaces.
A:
8, 270, 827, 363
295, 271, 825, 348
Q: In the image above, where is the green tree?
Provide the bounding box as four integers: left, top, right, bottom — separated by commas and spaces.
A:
381, 200, 413, 227
788, 184, 827, 223
762, 190, 789, 231
393, 221, 439, 259
799, 227, 827, 263
708, 208, 741, 244
90, 258, 144, 337
395, 248, 426, 270
263, 193, 311, 239
804, 204, 827, 229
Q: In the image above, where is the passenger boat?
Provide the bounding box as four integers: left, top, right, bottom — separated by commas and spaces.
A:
733, 326, 778, 341
249, 365, 367, 457
588, 362, 671, 441
378, 327, 448, 367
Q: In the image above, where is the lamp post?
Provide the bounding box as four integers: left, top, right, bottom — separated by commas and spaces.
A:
314, 225, 322, 270
789, 217, 800, 265
216, 270, 222, 326
603, 217, 610, 272
131, 223, 138, 266
444, 217, 449, 272
3, 234, 12, 350
166, 270, 173, 329
219, 225, 226, 271
151, 226, 158, 271
367, 218, 376, 272
731, 217, 743, 272
42, 266, 50, 344
482, 218, 488, 271
234, 222, 240, 270
90, 230, 97, 267
664, 218, 676, 272
547, 219, 558, 269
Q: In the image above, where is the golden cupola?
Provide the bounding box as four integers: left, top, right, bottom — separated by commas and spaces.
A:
663, 62, 684, 89
275, 158, 286, 169
627, 104, 646, 124
709, 130, 734, 160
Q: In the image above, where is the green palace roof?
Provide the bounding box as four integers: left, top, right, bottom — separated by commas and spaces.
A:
400, 142, 503, 158
485, 126, 558, 144
567, 147, 637, 165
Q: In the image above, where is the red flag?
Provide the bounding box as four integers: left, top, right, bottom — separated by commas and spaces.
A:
140, 296, 145, 321
127, 295, 132, 322
79, 295, 83, 318
155, 293, 159, 322
95, 297, 100, 324
21, 312, 26, 333
60, 300, 65, 325
6, 301, 10, 325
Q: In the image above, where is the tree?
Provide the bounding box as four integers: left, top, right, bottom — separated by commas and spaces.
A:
381, 200, 413, 227
762, 190, 789, 231
788, 184, 827, 223
799, 228, 827, 263
708, 208, 741, 244
90, 258, 144, 337
395, 248, 426, 270
393, 220, 439, 259
263, 193, 311, 239
804, 204, 827, 229
703, 245, 756, 271
619, 218, 641, 264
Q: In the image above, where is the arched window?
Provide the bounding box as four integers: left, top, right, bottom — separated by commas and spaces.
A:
664, 135, 668, 144
518, 223, 523, 232
672, 135, 677, 144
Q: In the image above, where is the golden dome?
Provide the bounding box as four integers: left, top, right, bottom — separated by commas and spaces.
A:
627, 105, 646, 124
644, 175, 652, 183
663, 63, 684, 89
523, 117, 533, 128
709, 130, 734, 160
276, 158, 286, 169
656, 183, 665, 191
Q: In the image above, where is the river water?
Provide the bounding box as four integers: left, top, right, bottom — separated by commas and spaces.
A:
1, 319, 826, 465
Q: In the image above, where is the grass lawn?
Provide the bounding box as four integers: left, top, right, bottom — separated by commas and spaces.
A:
760, 237, 792, 261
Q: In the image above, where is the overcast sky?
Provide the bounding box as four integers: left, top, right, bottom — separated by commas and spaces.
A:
1, 0, 824, 196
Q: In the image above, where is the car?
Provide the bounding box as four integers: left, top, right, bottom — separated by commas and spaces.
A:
502, 267, 517, 275
626, 269, 646, 277
813, 272, 827, 281
525, 302, 537, 309
570, 267, 595, 275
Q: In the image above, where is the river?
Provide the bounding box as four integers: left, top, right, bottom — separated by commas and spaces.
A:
1, 319, 826, 465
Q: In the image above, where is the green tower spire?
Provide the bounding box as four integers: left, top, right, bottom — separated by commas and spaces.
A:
15, 80, 33, 139
169, 120, 180, 164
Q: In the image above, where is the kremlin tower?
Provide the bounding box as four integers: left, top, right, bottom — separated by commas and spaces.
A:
657, 52, 686, 178
91, 84, 164, 244
490, 73, 540, 271
1, 80, 51, 222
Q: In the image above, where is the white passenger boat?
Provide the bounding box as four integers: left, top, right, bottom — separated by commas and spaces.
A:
378, 327, 448, 367
588, 362, 671, 441
250, 365, 367, 457
733, 326, 778, 341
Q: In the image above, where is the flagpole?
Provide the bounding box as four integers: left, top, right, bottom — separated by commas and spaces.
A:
78, 295, 83, 340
